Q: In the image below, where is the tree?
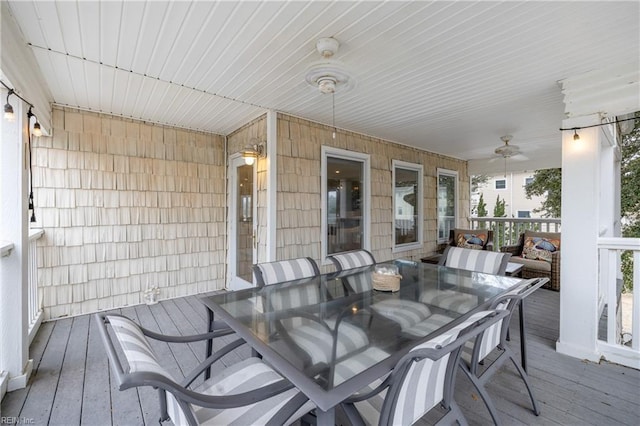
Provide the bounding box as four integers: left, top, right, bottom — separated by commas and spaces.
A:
471, 174, 490, 192
493, 195, 506, 217
620, 113, 640, 291
524, 168, 562, 217
477, 193, 488, 217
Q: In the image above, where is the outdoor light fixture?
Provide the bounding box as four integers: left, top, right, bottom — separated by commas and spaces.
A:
560, 116, 638, 141
27, 106, 42, 136
2, 80, 39, 223
4, 90, 15, 121
242, 140, 266, 165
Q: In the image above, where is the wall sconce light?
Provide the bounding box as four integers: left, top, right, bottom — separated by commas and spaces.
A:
4, 89, 15, 122
242, 140, 266, 165
27, 106, 42, 136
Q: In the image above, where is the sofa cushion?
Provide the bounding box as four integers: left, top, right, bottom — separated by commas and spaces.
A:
509, 256, 552, 273
521, 230, 560, 262
455, 231, 489, 250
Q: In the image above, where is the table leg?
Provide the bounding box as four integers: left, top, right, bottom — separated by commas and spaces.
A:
315, 407, 336, 426
519, 299, 527, 373
205, 308, 214, 380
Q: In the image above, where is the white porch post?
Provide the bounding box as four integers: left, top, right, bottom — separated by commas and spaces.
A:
556, 62, 639, 363
0, 93, 33, 396
556, 114, 603, 361
265, 110, 277, 262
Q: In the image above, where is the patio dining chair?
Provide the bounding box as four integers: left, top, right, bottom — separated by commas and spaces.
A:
338, 309, 509, 426
420, 247, 512, 314
253, 257, 320, 287
95, 312, 315, 426
458, 277, 548, 425
263, 278, 373, 373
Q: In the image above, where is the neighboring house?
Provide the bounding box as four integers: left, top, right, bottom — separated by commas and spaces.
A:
471, 172, 546, 218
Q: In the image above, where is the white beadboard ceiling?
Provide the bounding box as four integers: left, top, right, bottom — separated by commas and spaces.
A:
5, 0, 639, 173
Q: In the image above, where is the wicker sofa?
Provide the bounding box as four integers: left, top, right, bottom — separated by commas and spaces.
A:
500, 230, 561, 291
448, 228, 495, 251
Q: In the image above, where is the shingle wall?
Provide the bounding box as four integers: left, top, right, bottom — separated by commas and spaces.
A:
32, 107, 226, 319
276, 114, 469, 270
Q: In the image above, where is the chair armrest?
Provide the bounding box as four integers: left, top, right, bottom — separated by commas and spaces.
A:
500, 245, 520, 255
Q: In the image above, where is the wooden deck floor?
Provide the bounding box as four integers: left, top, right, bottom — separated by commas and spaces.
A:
2, 289, 639, 425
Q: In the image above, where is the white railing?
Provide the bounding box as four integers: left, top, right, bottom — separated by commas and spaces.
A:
597, 237, 640, 369
469, 217, 561, 250
28, 229, 44, 344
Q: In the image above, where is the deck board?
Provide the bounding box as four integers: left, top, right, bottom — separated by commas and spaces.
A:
82, 311, 117, 425
49, 315, 90, 426
2, 288, 639, 425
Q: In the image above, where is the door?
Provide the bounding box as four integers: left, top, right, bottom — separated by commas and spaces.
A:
227, 155, 257, 290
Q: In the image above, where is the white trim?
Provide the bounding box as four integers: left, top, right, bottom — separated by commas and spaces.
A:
6, 360, 32, 392
321, 146, 370, 264
555, 341, 601, 363
436, 168, 458, 244
0, 241, 14, 257
266, 111, 277, 262
391, 160, 423, 253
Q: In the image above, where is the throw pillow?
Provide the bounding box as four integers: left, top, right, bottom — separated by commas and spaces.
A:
456, 233, 487, 250
522, 236, 560, 262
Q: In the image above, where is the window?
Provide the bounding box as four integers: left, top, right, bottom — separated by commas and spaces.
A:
524, 177, 534, 186
517, 210, 531, 218
495, 179, 507, 190
437, 169, 458, 243
393, 160, 423, 251
322, 147, 370, 260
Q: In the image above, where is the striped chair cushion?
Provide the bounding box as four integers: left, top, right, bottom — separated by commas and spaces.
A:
402, 313, 454, 339
107, 315, 174, 380
255, 258, 318, 286
420, 289, 478, 314
349, 311, 493, 425
286, 319, 370, 365
267, 281, 323, 328
443, 247, 509, 275
371, 299, 432, 331
187, 358, 315, 425
329, 250, 376, 270
344, 270, 373, 293
462, 286, 518, 364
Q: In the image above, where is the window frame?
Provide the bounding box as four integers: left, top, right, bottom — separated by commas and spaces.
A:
524, 177, 534, 187
437, 168, 458, 244
495, 178, 507, 190
517, 210, 531, 218
392, 160, 423, 253
321, 146, 371, 263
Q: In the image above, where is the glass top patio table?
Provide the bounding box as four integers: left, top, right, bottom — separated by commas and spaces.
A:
199, 259, 522, 423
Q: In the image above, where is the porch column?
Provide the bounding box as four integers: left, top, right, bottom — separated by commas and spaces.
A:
0, 93, 33, 394
556, 114, 605, 361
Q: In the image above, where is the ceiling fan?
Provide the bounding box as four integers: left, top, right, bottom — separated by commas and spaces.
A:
491, 135, 528, 175
494, 135, 521, 158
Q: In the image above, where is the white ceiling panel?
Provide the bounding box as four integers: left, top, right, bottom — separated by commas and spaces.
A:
5, 0, 639, 172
